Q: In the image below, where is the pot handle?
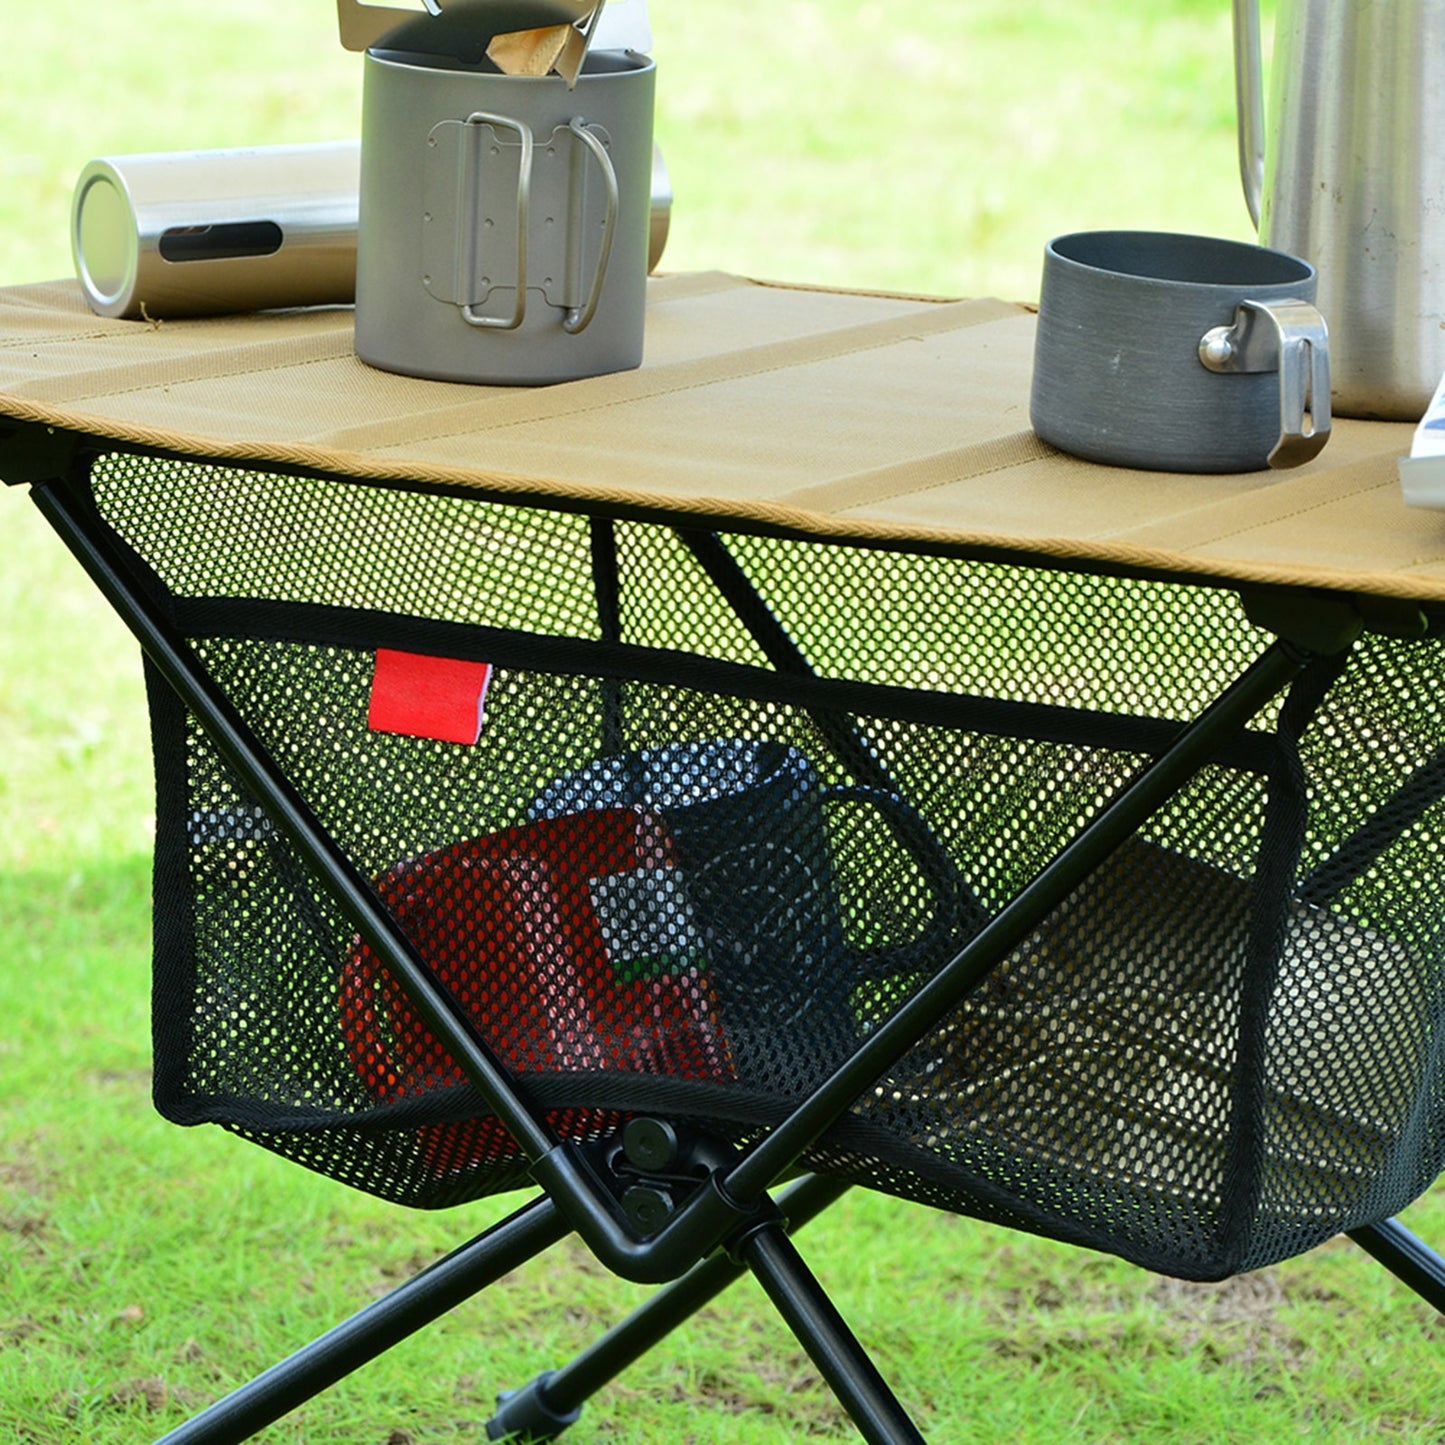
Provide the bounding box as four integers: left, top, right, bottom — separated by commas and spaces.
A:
460, 111, 534, 334
1232, 0, 1266, 229
821, 783, 987, 982
562, 117, 619, 335
1199, 297, 1331, 468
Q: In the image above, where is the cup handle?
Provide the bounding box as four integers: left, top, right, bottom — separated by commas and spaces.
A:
561, 117, 620, 336
1198, 297, 1332, 468
460, 111, 534, 334
822, 784, 987, 976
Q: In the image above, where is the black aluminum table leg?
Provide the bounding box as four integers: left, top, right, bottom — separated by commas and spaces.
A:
487, 1174, 851, 1442
739, 1217, 927, 1445
1348, 1218, 1445, 1315
675, 529, 924, 802
589, 516, 626, 756
154, 1195, 569, 1445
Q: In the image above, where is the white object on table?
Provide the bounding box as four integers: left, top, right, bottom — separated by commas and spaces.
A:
1398, 365, 1445, 507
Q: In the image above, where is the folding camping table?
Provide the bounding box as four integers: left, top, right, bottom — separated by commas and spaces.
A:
4, 270, 1445, 1444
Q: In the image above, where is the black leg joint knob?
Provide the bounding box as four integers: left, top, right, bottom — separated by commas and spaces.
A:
621, 1117, 682, 1172
721, 1192, 790, 1269
621, 1183, 676, 1236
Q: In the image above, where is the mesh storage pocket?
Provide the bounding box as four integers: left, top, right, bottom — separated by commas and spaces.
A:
102, 453, 1445, 1272
144, 604, 1445, 1268
141, 601, 1250, 1243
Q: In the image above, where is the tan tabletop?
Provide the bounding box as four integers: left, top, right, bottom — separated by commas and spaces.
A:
0, 271, 1433, 602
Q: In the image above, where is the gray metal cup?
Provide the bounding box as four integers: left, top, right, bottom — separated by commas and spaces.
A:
356, 47, 655, 385
1030, 230, 1331, 473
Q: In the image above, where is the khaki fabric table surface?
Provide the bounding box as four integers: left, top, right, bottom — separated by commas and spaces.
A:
0, 271, 1433, 602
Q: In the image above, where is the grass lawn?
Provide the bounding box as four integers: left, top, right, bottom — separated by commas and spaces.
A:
7, 3, 1445, 1443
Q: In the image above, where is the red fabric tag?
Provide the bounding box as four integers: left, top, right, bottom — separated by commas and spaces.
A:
367, 649, 493, 745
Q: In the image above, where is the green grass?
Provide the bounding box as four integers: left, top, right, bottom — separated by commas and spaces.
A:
9, 3, 1445, 1443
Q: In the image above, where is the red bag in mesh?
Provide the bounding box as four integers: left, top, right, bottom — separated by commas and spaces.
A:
341, 807, 733, 1175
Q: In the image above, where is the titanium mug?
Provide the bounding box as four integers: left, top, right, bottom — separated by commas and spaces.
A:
355, 46, 656, 384
1030, 230, 1331, 473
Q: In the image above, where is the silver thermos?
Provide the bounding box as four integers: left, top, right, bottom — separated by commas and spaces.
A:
72, 142, 362, 320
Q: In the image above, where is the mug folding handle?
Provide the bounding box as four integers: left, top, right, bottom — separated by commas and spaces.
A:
1198, 296, 1332, 468
460, 111, 534, 334
822, 784, 986, 978
457, 113, 619, 336
561, 118, 620, 335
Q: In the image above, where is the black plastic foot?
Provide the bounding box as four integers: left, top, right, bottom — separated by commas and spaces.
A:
486, 1372, 584, 1443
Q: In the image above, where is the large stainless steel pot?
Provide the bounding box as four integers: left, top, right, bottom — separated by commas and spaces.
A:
1233, 0, 1445, 418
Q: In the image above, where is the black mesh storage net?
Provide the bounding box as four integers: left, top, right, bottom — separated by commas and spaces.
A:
83, 450, 1445, 1281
